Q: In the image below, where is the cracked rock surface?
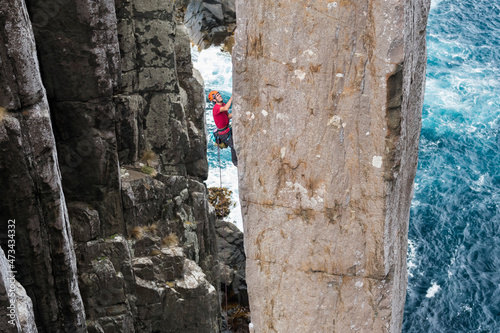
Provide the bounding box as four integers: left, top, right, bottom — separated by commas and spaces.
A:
233, 0, 430, 332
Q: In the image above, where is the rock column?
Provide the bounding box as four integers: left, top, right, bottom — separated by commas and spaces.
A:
26, 0, 124, 237
0, 1, 86, 331
233, 0, 430, 332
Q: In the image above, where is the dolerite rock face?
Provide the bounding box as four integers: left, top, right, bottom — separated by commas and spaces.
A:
26, 0, 124, 237
178, 0, 236, 50
0, 246, 37, 332
233, 0, 430, 332
216, 221, 247, 306
73, 169, 220, 332
1, 0, 220, 332
0, 1, 86, 331
114, 0, 208, 179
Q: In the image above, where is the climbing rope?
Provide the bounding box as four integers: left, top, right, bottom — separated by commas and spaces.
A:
217, 146, 229, 327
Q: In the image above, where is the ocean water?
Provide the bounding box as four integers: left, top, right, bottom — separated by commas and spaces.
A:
191, 47, 243, 231
192, 0, 500, 330
403, 0, 500, 332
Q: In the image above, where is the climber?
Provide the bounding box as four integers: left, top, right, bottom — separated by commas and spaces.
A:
208, 90, 237, 167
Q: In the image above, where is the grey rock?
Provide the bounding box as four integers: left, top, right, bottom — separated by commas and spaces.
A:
26, 0, 125, 237
115, 95, 146, 164
0, 246, 37, 333
121, 169, 167, 229
68, 202, 101, 243
233, 0, 430, 332
132, 236, 161, 257
0, 1, 87, 331
2, 0, 219, 331
216, 221, 247, 306
180, 0, 236, 49
164, 259, 221, 332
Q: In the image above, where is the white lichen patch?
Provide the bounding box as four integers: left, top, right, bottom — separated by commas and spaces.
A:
294, 69, 306, 80
336, 73, 344, 78
328, 2, 338, 9
327, 115, 342, 128
302, 49, 317, 61
261, 109, 268, 116
355, 281, 364, 288
246, 111, 255, 120
372, 156, 383, 168
304, 49, 315, 57
276, 113, 289, 120
283, 181, 325, 209
120, 168, 130, 178
280, 147, 286, 159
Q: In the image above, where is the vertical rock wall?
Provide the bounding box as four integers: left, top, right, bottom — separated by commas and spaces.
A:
178, 0, 236, 50
0, 1, 87, 331
0, 246, 37, 332
1, 0, 222, 331
26, 0, 124, 237
233, 0, 430, 332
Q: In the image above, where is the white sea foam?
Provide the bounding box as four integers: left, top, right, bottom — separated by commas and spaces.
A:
425, 282, 441, 298
430, 0, 442, 11
192, 46, 243, 231
192, 46, 233, 93
407, 239, 417, 278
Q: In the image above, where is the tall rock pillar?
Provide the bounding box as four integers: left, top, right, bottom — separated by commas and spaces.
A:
0, 1, 86, 331
233, 0, 430, 332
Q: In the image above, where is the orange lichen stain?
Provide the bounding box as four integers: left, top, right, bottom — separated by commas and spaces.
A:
309, 64, 322, 73
306, 177, 321, 193
293, 208, 316, 224
337, 0, 354, 7
248, 33, 263, 57
0, 107, 7, 121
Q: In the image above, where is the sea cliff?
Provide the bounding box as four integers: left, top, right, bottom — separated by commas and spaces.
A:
0, 0, 429, 332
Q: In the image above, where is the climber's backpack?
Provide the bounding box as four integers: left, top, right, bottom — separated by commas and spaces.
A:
211, 128, 230, 149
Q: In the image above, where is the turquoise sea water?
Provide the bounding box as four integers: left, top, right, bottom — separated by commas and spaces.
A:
191, 47, 242, 230
193, 0, 500, 330
403, 0, 500, 332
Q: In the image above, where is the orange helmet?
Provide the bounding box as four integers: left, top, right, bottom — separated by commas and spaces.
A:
208, 90, 219, 102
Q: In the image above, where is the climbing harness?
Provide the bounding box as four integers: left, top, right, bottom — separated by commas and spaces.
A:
212, 126, 231, 149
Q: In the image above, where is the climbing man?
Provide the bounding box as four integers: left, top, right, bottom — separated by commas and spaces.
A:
208, 90, 237, 167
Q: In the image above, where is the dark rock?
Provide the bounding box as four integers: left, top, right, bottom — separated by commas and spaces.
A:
0, 246, 37, 332
26, 0, 125, 238
179, 0, 236, 50
216, 221, 247, 306
164, 259, 221, 332
132, 236, 161, 257
68, 202, 101, 243
2, 0, 222, 331
0, 1, 87, 331
175, 24, 209, 179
